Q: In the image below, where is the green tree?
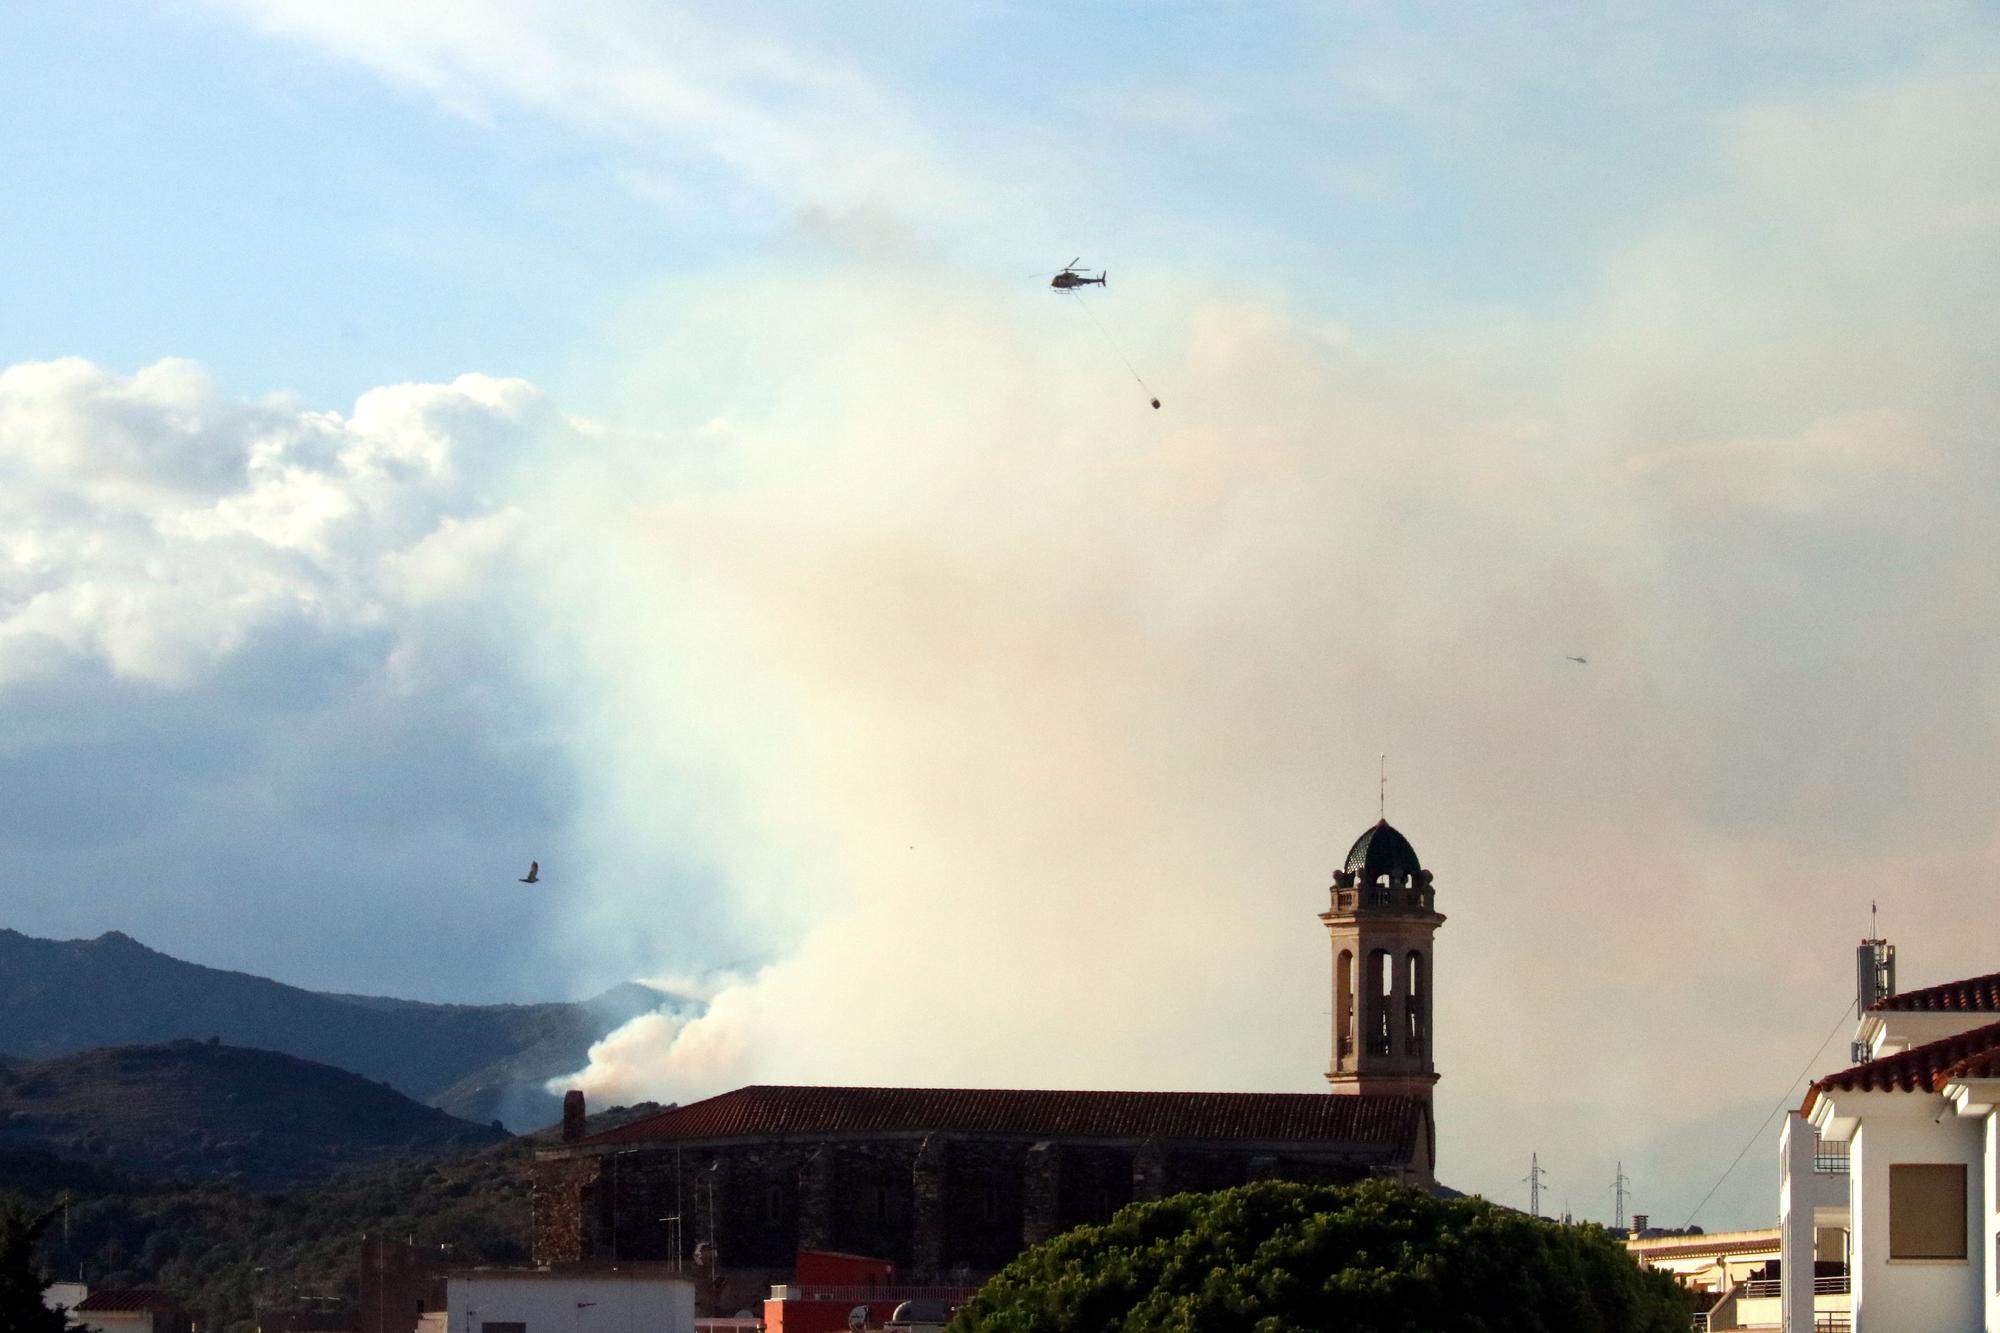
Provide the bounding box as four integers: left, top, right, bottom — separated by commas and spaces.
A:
0, 1194, 78, 1332
951, 1179, 1691, 1333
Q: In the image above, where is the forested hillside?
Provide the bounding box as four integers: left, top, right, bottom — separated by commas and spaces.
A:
0, 1042, 508, 1190
14, 1103, 667, 1333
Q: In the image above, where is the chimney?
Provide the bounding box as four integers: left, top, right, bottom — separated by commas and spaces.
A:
562, 1090, 586, 1143
1629, 1213, 1649, 1238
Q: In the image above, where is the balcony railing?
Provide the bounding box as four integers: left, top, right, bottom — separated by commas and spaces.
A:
1814, 1316, 1850, 1332
1813, 1144, 1850, 1173
1738, 1276, 1849, 1299
1332, 886, 1436, 913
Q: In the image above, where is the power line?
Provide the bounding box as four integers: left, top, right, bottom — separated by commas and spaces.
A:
1681, 993, 1856, 1228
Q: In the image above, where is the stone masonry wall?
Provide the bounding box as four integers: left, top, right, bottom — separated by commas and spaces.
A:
530, 1155, 601, 1267
536, 1134, 1401, 1285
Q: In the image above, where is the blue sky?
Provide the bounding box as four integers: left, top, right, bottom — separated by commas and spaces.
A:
4, 1, 1999, 1226
9, 2, 1971, 407
0, 3, 669, 404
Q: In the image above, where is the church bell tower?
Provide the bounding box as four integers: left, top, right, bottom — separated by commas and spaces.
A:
1323, 819, 1444, 1101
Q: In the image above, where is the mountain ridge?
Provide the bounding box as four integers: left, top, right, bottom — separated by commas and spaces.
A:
0, 927, 691, 1128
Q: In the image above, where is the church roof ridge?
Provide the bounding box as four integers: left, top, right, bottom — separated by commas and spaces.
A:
572, 1084, 1423, 1150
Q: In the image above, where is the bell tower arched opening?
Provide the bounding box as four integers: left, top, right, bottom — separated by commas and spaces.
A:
1334, 949, 1355, 1068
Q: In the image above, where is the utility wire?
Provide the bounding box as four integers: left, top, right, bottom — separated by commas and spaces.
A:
1681, 994, 1857, 1228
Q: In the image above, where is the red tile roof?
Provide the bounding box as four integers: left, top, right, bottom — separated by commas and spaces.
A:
1805, 1018, 2000, 1115
74, 1290, 185, 1314
1938, 1045, 2000, 1083
1870, 971, 2000, 1013
577, 1085, 1421, 1150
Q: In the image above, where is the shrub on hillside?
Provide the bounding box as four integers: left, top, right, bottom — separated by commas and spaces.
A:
951, 1178, 1690, 1333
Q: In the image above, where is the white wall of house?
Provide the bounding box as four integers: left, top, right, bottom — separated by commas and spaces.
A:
1778, 1112, 1853, 1332
1938, 1081, 2000, 1333
1849, 1107, 1984, 1332
447, 1272, 695, 1333
1987, 1109, 1999, 1333
72, 1312, 155, 1333
1780, 1113, 1816, 1333
1861, 1011, 1988, 1059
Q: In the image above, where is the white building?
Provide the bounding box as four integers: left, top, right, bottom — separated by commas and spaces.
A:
1775, 958, 2000, 1332
447, 1268, 697, 1333
45, 1283, 89, 1321
63, 1289, 193, 1333
1624, 1228, 1780, 1304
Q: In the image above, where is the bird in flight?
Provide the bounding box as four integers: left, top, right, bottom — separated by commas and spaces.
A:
1564, 655, 1588, 665
519, 861, 540, 884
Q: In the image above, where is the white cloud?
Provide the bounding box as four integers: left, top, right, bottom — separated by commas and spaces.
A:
0, 358, 551, 687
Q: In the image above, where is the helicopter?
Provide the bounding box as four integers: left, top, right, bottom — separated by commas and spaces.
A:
1049, 258, 1106, 291
1038, 257, 1157, 408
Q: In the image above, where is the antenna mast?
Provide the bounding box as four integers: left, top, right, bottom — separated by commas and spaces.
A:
1379, 754, 1387, 819
1856, 916, 1897, 1020
1524, 1153, 1549, 1217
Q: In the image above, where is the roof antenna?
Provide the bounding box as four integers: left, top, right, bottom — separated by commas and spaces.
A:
1379, 754, 1387, 821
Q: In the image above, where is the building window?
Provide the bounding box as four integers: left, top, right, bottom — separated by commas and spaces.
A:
482, 1323, 528, 1333
766, 1184, 784, 1226
1888, 1163, 1967, 1260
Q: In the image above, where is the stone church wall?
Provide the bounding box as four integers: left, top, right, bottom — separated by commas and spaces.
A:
535, 1134, 1390, 1284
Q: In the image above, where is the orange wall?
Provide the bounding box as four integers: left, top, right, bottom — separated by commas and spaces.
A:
764, 1297, 885, 1333
793, 1251, 896, 1286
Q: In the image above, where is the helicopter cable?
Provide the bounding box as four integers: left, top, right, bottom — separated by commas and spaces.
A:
1069, 292, 1160, 409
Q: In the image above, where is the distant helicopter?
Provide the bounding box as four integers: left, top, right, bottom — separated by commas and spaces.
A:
1049, 258, 1106, 291
1040, 257, 1157, 408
